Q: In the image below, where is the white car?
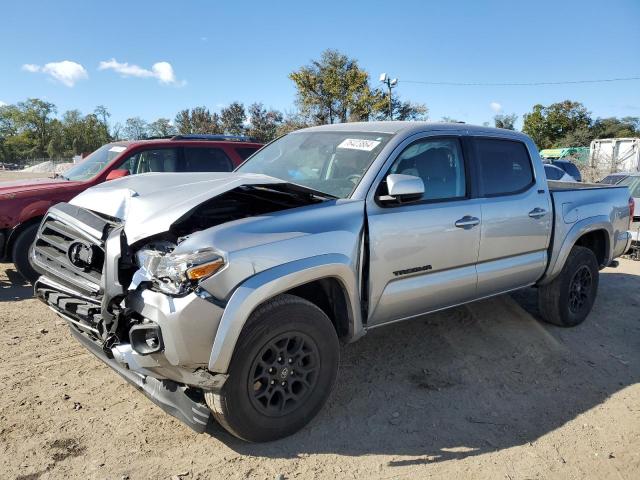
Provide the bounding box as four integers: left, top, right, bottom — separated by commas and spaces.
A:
544, 163, 576, 182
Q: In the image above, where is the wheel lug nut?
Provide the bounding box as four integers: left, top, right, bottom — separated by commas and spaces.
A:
277, 357, 282, 362
288, 358, 293, 364
268, 367, 275, 373
270, 380, 275, 385
281, 381, 286, 387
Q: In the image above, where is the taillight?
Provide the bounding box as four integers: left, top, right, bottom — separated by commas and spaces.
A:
630, 196, 635, 227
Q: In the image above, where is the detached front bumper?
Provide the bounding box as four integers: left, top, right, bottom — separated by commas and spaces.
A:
68, 325, 212, 433
35, 275, 228, 433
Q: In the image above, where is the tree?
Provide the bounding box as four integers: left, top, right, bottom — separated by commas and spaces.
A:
590, 116, 639, 139
94, 105, 111, 133
276, 111, 310, 137
18, 98, 57, 157
522, 101, 592, 148
290, 49, 383, 124
123, 117, 148, 140
392, 98, 428, 121
246, 103, 283, 142
494, 113, 517, 130
221, 102, 247, 135
174, 107, 222, 134
148, 118, 177, 137
373, 96, 428, 121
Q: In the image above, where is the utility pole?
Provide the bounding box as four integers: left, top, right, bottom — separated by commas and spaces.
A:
379, 73, 398, 120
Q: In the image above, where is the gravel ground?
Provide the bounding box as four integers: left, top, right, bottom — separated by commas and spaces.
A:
1, 259, 639, 480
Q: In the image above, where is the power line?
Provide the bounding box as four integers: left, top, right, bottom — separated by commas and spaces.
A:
400, 76, 640, 86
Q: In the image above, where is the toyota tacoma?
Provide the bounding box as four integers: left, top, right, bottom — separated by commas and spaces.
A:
32, 122, 634, 442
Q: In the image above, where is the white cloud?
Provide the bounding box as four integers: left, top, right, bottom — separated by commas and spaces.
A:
490, 101, 503, 113
22, 63, 41, 73
98, 58, 184, 86
0, 100, 6, 106
22, 61, 88, 87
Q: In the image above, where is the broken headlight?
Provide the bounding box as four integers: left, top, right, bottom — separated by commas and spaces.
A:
136, 248, 225, 295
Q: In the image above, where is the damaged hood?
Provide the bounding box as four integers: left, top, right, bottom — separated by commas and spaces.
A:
70, 172, 289, 244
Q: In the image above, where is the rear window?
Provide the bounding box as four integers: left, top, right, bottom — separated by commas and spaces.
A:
235, 147, 260, 161
475, 139, 534, 196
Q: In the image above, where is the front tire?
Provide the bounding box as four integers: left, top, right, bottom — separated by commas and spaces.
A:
205, 294, 340, 442
538, 245, 599, 327
12, 224, 40, 284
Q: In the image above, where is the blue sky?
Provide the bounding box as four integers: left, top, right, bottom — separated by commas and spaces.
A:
1, 0, 639, 128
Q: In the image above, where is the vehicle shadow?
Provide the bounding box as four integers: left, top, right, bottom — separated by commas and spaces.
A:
0, 264, 34, 302
210, 270, 640, 463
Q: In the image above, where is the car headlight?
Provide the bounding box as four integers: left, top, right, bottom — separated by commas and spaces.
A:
136, 248, 225, 295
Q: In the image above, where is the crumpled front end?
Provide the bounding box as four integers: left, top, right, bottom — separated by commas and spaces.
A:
32, 202, 225, 432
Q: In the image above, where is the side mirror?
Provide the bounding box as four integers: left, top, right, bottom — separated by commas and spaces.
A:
105, 169, 130, 181
379, 174, 425, 204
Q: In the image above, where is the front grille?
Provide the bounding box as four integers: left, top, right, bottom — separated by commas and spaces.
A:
35, 278, 103, 339
32, 203, 113, 296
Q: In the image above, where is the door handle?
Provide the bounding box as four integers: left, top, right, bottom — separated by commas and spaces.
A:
528, 208, 548, 219
455, 216, 480, 229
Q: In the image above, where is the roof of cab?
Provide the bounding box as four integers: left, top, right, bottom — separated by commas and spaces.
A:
299, 120, 530, 140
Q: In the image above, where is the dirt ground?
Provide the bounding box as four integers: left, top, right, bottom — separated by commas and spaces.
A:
0, 171, 52, 181
1, 258, 639, 480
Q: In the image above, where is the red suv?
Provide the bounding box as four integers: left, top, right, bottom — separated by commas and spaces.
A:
0, 135, 262, 282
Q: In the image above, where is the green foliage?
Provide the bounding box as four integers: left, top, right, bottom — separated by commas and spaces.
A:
522, 101, 592, 148
0, 99, 110, 163
522, 101, 639, 149
220, 102, 247, 135
276, 111, 310, 137
290, 49, 382, 124
246, 103, 283, 142
591, 116, 640, 139
494, 113, 517, 130
290, 49, 427, 124
123, 117, 148, 140
174, 107, 222, 134
148, 118, 177, 137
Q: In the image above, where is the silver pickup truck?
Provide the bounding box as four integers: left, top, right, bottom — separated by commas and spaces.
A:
32, 122, 634, 442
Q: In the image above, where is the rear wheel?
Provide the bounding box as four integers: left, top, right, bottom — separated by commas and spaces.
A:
12, 224, 40, 284
205, 294, 339, 442
538, 245, 599, 327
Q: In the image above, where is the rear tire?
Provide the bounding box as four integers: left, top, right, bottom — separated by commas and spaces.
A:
205, 294, 339, 442
12, 224, 40, 284
538, 245, 599, 327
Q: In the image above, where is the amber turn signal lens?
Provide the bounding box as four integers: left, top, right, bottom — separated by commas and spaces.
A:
186, 258, 225, 281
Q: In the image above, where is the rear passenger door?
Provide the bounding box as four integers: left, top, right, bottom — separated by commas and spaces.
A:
472, 137, 552, 297
182, 147, 234, 172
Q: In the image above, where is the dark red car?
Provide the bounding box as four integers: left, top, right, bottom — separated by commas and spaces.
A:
0, 135, 262, 282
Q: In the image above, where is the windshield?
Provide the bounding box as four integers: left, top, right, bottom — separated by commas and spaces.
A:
62, 144, 128, 181
619, 176, 640, 197
236, 131, 393, 198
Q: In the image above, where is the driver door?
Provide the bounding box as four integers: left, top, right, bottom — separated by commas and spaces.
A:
366, 136, 482, 326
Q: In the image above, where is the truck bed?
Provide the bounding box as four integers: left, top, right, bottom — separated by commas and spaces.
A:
547, 180, 622, 191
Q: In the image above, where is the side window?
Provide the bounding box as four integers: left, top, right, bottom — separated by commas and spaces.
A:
115, 148, 179, 174
389, 138, 466, 201
475, 139, 534, 196
183, 147, 233, 172
235, 147, 260, 161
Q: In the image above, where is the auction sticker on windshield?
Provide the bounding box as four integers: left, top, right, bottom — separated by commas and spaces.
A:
109, 146, 127, 153
337, 138, 381, 151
